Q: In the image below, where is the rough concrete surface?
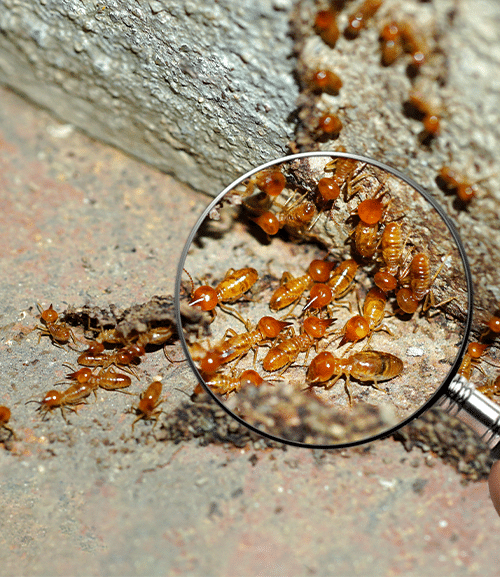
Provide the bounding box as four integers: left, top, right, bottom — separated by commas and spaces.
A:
1, 83, 500, 576
0, 0, 298, 193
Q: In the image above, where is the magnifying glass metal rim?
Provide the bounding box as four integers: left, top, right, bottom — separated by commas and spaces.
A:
174, 151, 474, 449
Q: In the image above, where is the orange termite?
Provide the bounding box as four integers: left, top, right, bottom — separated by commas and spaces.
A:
436, 167, 485, 203
406, 91, 440, 138
317, 177, 341, 202
314, 8, 340, 48
458, 342, 490, 380
399, 252, 453, 313
205, 369, 264, 396
94, 326, 174, 348
262, 317, 335, 373
345, 0, 383, 39
380, 21, 403, 66
188, 267, 258, 312
304, 259, 358, 311
0, 406, 15, 439
323, 154, 363, 197
245, 169, 287, 197
198, 316, 292, 374
309, 69, 343, 95
35, 303, 76, 346
65, 367, 133, 394
306, 349, 404, 404
363, 287, 390, 332
316, 113, 343, 139
338, 315, 370, 348
77, 343, 145, 374
481, 316, 500, 340
130, 380, 164, 432
380, 222, 405, 276
26, 383, 94, 422
399, 20, 427, 71
373, 270, 398, 293
269, 259, 336, 311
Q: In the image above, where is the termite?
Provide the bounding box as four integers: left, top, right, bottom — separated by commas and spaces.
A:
406, 91, 440, 138
436, 166, 485, 203
399, 20, 427, 71
316, 113, 343, 139
26, 383, 94, 422
94, 326, 174, 348
380, 21, 403, 66
244, 168, 287, 198
0, 406, 15, 440
205, 369, 265, 396
269, 259, 336, 311
188, 267, 258, 318
255, 198, 317, 236
380, 222, 405, 276
481, 316, 500, 340
198, 316, 292, 374
363, 287, 391, 333
77, 342, 145, 375
397, 252, 453, 314
345, 0, 383, 39
262, 317, 335, 373
324, 155, 361, 186
458, 342, 500, 380
130, 380, 164, 432
35, 303, 76, 347
308, 69, 343, 96
314, 8, 340, 48
303, 259, 358, 311
306, 349, 404, 405
373, 270, 398, 293
65, 366, 132, 394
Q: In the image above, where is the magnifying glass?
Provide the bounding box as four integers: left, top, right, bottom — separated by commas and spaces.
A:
174, 152, 500, 455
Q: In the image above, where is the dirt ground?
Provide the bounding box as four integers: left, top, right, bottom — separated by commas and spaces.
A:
1, 85, 499, 577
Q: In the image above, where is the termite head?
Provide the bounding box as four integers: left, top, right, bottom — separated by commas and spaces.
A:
39, 304, 58, 324
189, 286, 218, 311
303, 317, 335, 338
257, 317, 293, 338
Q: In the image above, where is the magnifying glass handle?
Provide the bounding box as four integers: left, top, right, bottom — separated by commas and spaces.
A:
437, 375, 500, 458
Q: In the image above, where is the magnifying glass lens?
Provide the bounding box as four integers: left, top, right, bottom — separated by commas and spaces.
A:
175, 153, 472, 448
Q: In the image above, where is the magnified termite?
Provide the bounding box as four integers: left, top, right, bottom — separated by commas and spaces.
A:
35, 303, 76, 347
303, 259, 358, 312
306, 350, 404, 405
187, 267, 258, 324
197, 316, 293, 375
351, 190, 391, 259
204, 369, 266, 396
396, 252, 454, 314
270, 259, 336, 311
244, 168, 287, 198
262, 317, 336, 373
481, 316, 500, 341
254, 198, 317, 236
